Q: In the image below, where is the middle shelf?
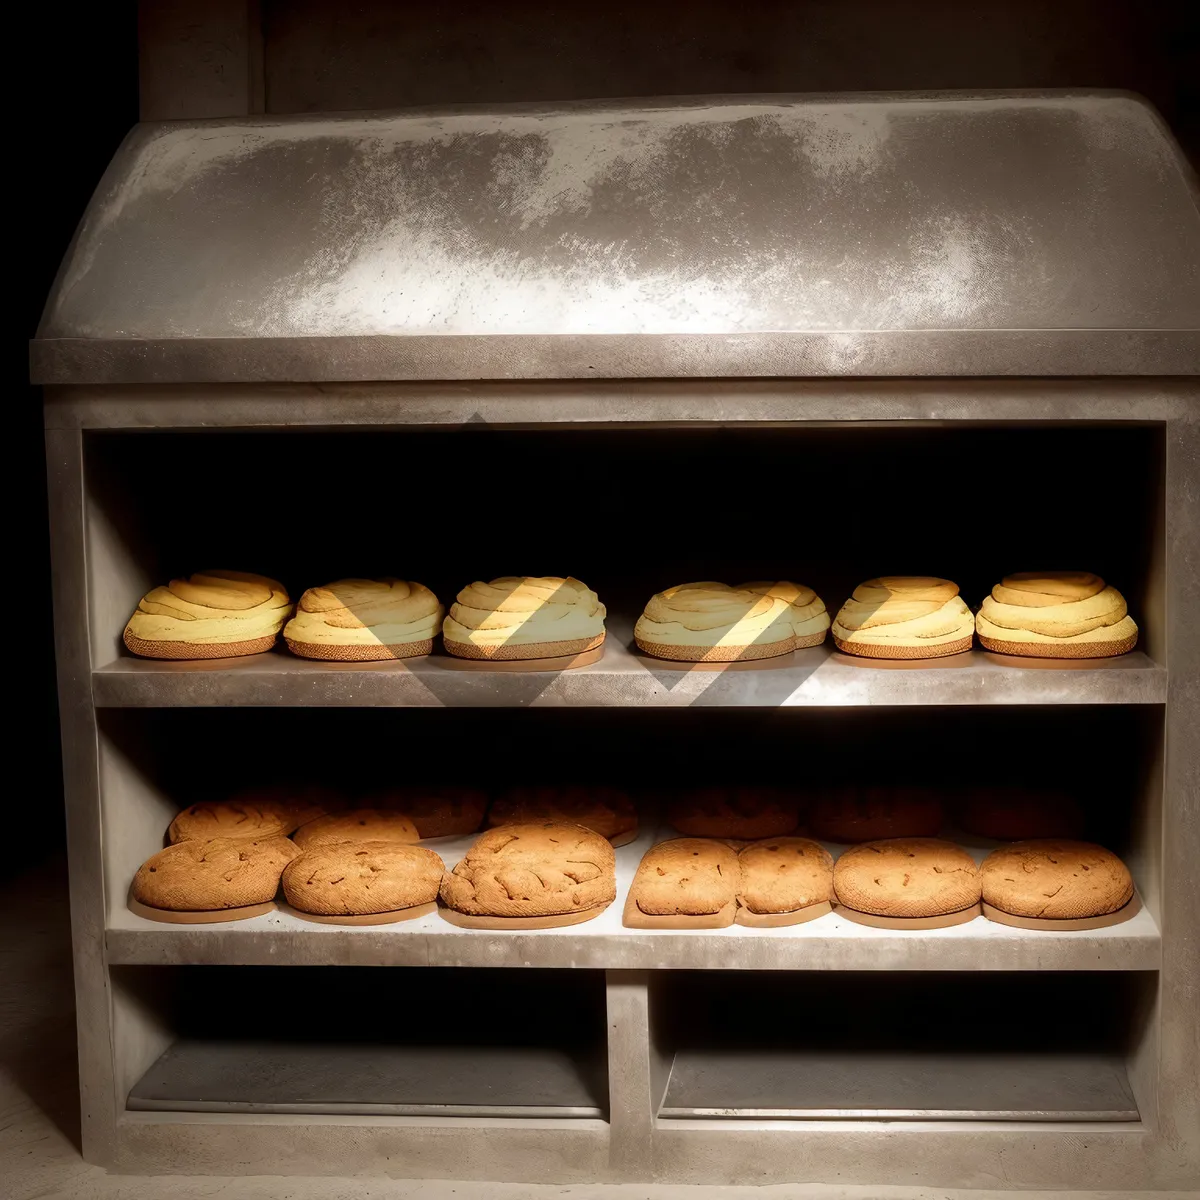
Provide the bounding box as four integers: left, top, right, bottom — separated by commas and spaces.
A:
106, 823, 1162, 972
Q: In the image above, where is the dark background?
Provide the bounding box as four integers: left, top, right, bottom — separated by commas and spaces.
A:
16, 1, 1199, 858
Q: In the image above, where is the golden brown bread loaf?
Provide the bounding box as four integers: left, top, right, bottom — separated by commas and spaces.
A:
976, 572, 1138, 658
737, 838, 833, 914
980, 840, 1133, 918
809, 786, 943, 843
634, 582, 795, 662
833, 838, 981, 917
628, 838, 740, 916
169, 797, 295, 844
124, 571, 292, 660
736, 581, 830, 648
668, 786, 799, 840
442, 576, 606, 660
488, 786, 637, 841
291, 809, 421, 848
960, 787, 1086, 841
284, 578, 443, 660
132, 836, 299, 911
366, 786, 489, 839
832, 577, 974, 659
440, 823, 616, 917
282, 842, 446, 915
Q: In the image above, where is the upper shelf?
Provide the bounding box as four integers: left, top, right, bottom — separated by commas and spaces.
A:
33, 92, 1200, 385
92, 618, 1166, 707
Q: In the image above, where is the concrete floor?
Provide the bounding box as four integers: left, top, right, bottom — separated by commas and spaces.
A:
2, 857, 1190, 1200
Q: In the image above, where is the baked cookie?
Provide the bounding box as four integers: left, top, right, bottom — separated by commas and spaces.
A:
284, 578, 444, 661
833, 838, 981, 917
442, 576, 606, 660
668, 786, 799, 840
282, 841, 446, 915
960, 787, 1085, 841
367, 786, 489, 839
634, 582, 795, 662
627, 838, 739, 916
291, 809, 420, 848
124, 571, 291, 660
832, 577, 974, 660
809, 786, 944, 843
132, 836, 299, 911
440, 823, 616, 917
981, 840, 1134, 918
737, 581, 830, 648
488, 786, 637, 842
737, 837, 833, 914
977, 572, 1138, 659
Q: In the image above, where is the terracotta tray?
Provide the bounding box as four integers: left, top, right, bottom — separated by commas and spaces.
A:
735, 899, 833, 927
622, 892, 737, 929
127, 896, 274, 924
280, 901, 437, 926
438, 901, 611, 929
835, 902, 982, 929
982, 892, 1141, 931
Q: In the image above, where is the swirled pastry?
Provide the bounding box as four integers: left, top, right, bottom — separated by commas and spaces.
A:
832, 577, 974, 660
976, 572, 1138, 659
124, 571, 291, 660
442, 576, 606, 660
738, 581, 830, 648
634, 582, 795, 662
284, 578, 443, 661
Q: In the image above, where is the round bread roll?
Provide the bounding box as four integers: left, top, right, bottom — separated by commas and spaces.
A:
291, 809, 420, 848
169, 798, 293, 844
809, 786, 943, 843
132, 836, 299, 911
833, 838, 981, 917
960, 787, 1086, 841
488, 786, 637, 841
282, 842, 446, 915
737, 837, 833, 914
124, 571, 291, 660
738, 581, 830, 648
442, 576, 606, 660
628, 838, 740, 916
440, 822, 616, 917
635, 582, 795, 662
365, 786, 489, 839
981, 840, 1133, 918
668, 786, 799, 840
284, 578, 443, 661
832, 577, 974, 660
977, 572, 1138, 659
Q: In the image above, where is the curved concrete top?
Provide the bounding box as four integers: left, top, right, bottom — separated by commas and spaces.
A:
32, 92, 1200, 382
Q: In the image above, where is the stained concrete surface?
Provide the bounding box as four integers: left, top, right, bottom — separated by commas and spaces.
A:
0, 856, 1190, 1200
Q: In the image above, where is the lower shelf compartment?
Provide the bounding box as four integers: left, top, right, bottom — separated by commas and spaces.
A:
659, 1049, 1138, 1121
129, 1038, 606, 1118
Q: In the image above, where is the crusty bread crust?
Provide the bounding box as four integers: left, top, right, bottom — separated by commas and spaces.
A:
981, 840, 1133, 918
628, 838, 739, 916
132, 836, 299, 911
737, 838, 833, 914
283, 842, 445, 915
833, 838, 981, 917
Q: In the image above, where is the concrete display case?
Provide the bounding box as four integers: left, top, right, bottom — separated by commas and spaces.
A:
35, 94, 1198, 1192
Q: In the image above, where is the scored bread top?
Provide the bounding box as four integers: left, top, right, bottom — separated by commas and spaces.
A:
488, 786, 637, 840
292, 809, 421, 848
833, 838, 981, 917
364, 786, 488, 839
628, 838, 739, 916
737, 837, 833, 914
440, 822, 616, 917
132, 836, 299, 911
282, 841, 445, 915
981, 840, 1133, 919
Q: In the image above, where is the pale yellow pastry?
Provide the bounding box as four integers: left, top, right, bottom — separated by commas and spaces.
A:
284, 578, 443, 661
634, 582, 795, 662
977, 572, 1138, 658
124, 571, 291, 660
442, 576, 606, 660
738, 580, 830, 648
832, 576, 974, 660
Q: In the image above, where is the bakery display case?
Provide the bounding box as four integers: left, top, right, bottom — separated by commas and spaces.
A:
35, 93, 1198, 1191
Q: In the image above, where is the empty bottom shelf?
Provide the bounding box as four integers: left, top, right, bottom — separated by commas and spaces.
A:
128, 1039, 607, 1118
659, 1050, 1138, 1121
